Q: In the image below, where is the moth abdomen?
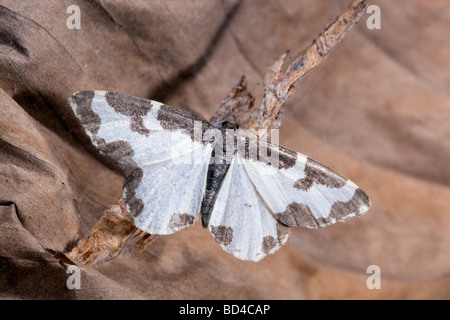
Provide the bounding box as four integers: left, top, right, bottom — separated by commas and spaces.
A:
201, 162, 230, 227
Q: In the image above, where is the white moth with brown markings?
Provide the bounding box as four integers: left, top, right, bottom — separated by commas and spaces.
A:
69, 90, 371, 262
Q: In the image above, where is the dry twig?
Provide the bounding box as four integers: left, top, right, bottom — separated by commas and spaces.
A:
68, 197, 157, 265
213, 0, 367, 133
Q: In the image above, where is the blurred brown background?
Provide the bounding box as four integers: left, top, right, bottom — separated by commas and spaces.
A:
0, 0, 449, 299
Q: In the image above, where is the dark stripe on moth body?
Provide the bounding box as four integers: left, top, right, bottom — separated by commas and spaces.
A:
70, 91, 145, 218
200, 122, 281, 228
276, 202, 317, 228
275, 188, 370, 228
91, 137, 145, 219
89, 135, 146, 219
201, 161, 230, 227
277, 145, 298, 170
262, 236, 277, 254
156, 104, 215, 145
201, 123, 301, 227
105, 91, 153, 136
329, 188, 371, 219
71, 91, 137, 170
124, 167, 145, 218
262, 223, 290, 254
70, 91, 100, 135
201, 124, 236, 227
168, 213, 196, 232
294, 157, 348, 191
70, 90, 218, 222
230, 135, 298, 170
210, 225, 233, 246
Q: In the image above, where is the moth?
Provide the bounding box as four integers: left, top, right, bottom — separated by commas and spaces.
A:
69, 90, 371, 262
